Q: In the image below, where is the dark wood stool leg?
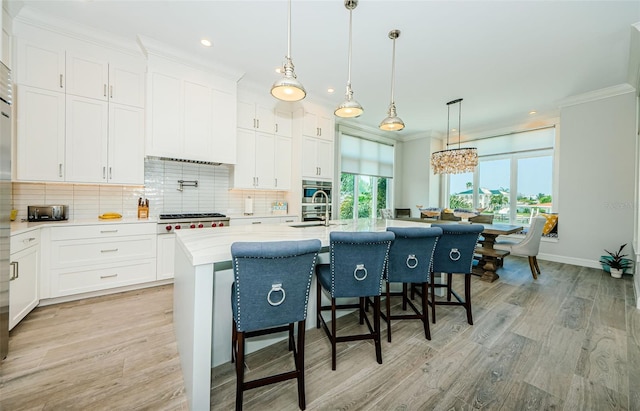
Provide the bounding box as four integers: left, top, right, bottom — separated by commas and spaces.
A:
533, 256, 541, 275
374, 296, 382, 364
316, 276, 322, 329
431, 275, 437, 324
331, 298, 337, 371
235, 332, 245, 411
386, 282, 392, 343
421, 283, 431, 340
296, 320, 306, 410
465, 275, 473, 325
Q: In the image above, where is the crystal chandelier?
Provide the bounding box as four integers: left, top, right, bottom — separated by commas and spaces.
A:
431, 98, 478, 174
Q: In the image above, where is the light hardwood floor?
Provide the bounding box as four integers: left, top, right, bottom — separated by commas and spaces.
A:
2, 257, 639, 410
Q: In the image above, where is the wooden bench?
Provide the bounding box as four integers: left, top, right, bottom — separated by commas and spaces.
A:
474, 247, 510, 259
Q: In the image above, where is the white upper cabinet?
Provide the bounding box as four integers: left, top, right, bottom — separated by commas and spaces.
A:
274, 108, 292, 137
65, 94, 109, 183
66, 52, 145, 108
237, 100, 275, 133
16, 86, 66, 181
231, 93, 294, 190
14, 35, 146, 184
109, 64, 145, 108
302, 108, 333, 140
16, 39, 65, 92
301, 136, 333, 180
65, 52, 109, 101
146, 56, 237, 164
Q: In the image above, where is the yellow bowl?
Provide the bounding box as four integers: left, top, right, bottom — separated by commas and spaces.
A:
10, 209, 17, 221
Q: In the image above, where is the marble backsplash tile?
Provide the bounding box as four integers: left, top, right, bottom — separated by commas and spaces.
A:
11, 157, 291, 221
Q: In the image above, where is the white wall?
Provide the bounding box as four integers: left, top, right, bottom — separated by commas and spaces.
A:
549, 88, 636, 265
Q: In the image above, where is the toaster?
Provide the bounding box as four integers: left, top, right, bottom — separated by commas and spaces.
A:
27, 205, 69, 222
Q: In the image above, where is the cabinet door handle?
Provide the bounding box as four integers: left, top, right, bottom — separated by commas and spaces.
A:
59, 163, 63, 178
101, 248, 119, 253
109, 167, 112, 180
319, 128, 322, 137
100, 274, 118, 279
256, 119, 260, 129
110, 85, 113, 99
23, 237, 36, 244
274, 178, 277, 187
251, 221, 262, 224
104, 84, 107, 97
255, 177, 259, 186
59, 74, 63, 88
100, 229, 118, 233
9, 261, 18, 280
103, 166, 106, 179
275, 123, 278, 133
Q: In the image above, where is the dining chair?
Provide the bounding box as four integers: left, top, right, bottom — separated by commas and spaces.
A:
469, 214, 494, 224
440, 211, 462, 221
429, 224, 483, 325
316, 231, 395, 370
230, 239, 321, 411
379, 208, 394, 219
496, 215, 546, 279
383, 226, 442, 342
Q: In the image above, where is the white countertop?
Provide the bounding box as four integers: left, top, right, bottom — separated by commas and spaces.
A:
174, 218, 428, 266
10, 217, 156, 236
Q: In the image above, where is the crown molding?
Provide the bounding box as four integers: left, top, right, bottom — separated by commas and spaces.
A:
137, 35, 243, 83
556, 83, 635, 108
13, 6, 142, 57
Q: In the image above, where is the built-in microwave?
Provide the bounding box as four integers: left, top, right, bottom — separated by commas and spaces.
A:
302, 180, 332, 202
302, 180, 332, 221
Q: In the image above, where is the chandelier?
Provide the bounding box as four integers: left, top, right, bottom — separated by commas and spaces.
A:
431, 98, 478, 174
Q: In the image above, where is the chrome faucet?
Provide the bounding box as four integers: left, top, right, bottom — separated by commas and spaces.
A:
311, 190, 330, 226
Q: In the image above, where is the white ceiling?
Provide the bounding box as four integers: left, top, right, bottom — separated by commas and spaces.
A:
9, 0, 640, 139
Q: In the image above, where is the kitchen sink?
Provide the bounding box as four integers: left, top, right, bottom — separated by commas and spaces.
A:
289, 222, 346, 228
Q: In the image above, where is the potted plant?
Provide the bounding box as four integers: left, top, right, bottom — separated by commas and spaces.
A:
600, 244, 632, 278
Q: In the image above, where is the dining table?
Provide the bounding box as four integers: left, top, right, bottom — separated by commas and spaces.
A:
471, 223, 524, 282
404, 217, 524, 282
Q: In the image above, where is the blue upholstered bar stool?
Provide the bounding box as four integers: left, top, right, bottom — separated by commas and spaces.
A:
316, 231, 395, 370
383, 226, 442, 342
230, 239, 321, 411
430, 224, 483, 325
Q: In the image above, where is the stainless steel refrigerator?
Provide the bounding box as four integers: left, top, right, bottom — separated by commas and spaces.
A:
0, 62, 12, 360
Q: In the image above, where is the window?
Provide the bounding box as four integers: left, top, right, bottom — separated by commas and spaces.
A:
339, 133, 394, 219
447, 127, 555, 226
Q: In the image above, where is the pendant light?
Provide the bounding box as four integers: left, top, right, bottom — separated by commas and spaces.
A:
431, 98, 478, 174
335, 0, 363, 118
271, 0, 306, 102
379, 29, 404, 131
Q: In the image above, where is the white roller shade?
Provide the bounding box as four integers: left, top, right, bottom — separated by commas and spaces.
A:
341, 134, 394, 178
467, 127, 555, 156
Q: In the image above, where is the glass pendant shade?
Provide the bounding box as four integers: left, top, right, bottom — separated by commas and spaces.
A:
380, 29, 403, 131
335, 0, 363, 118
431, 98, 478, 174
271, 0, 305, 102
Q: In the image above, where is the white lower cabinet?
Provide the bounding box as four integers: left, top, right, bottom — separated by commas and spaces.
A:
9, 230, 40, 330
156, 233, 175, 280
48, 223, 156, 298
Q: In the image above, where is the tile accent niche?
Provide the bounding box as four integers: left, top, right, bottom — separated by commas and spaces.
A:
11, 157, 291, 221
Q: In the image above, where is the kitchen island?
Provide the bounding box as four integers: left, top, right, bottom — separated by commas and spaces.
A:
173, 218, 426, 410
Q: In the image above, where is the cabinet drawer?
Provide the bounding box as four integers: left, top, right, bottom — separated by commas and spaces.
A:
51, 235, 156, 269
51, 223, 156, 240
11, 230, 40, 254
50, 259, 156, 297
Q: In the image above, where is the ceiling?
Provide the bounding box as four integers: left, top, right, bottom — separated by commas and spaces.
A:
9, 0, 640, 139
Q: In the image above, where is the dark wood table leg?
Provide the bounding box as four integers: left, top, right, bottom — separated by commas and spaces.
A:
474, 233, 500, 282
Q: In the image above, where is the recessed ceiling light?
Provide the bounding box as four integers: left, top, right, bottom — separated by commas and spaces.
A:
200, 39, 212, 47
529, 110, 537, 115
327, 88, 335, 93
